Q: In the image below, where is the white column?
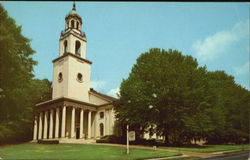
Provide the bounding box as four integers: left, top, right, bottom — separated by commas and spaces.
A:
80, 109, 84, 139
103, 112, 106, 136
71, 107, 75, 138
94, 112, 97, 138
61, 106, 66, 138
33, 116, 38, 140
49, 109, 54, 139
55, 108, 59, 138
106, 110, 110, 135
110, 108, 114, 134
88, 111, 92, 139
38, 112, 43, 139
43, 111, 48, 139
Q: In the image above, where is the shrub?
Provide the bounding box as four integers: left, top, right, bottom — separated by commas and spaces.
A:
96, 135, 126, 144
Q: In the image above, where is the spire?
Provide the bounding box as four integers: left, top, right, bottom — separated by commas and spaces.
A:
73, 1, 76, 11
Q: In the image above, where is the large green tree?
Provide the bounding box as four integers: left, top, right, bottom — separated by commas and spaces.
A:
0, 4, 52, 144
115, 48, 249, 145
206, 71, 249, 144
115, 48, 219, 144
0, 4, 36, 120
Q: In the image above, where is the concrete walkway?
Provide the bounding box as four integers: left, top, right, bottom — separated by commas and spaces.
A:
91, 143, 249, 159
144, 155, 189, 160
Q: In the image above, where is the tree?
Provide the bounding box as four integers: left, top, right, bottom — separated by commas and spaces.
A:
115, 48, 216, 144
115, 48, 249, 145
206, 71, 250, 144
0, 3, 36, 120
0, 4, 52, 144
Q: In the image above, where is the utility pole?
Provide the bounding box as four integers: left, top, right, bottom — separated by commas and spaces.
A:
126, 124, 129, 154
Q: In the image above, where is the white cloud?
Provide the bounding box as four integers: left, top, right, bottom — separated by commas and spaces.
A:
234, 61, 249, 75
90, 80, 107, 91
192, 20, 249, 61
107, 87, 120, 98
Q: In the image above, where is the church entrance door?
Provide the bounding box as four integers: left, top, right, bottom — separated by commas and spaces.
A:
76, 128, 80, 139
100, 123, 104, 137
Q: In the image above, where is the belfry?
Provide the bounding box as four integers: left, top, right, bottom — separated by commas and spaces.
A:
33, 3, 116, 143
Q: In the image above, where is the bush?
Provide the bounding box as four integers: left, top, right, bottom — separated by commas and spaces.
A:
37, 140, 59, 144
96, 135, 158, 146
0, 120, 32, 144
130, 138, 157, 146
96, 135, 126, 144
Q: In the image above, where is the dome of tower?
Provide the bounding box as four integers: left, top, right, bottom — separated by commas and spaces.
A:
65, 3, 82, 24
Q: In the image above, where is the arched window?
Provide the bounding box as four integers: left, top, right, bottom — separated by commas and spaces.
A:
64, 40, 67, 54
100, 123, 104, 137
71, 20, 74, 28
75, 40, 81, 55
76, 21, 79, 30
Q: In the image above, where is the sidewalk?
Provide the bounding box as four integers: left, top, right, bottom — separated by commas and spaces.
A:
144, 155, 189, 160
91, 143, 249, 159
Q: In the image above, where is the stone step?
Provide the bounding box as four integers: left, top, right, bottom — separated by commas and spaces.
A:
59, 139, 96, 144
31, 138, 96, 144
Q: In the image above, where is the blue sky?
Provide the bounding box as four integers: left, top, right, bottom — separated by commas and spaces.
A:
2, 2, 249, 97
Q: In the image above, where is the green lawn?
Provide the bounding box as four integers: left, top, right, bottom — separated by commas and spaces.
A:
160, 144, 249, 153
0, 143, 180, 160
167, 158, 199, 160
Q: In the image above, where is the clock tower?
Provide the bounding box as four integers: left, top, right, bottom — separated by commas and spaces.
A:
52, 3, 91, 102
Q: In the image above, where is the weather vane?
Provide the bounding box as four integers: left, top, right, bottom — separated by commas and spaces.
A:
73, 1, 76, 10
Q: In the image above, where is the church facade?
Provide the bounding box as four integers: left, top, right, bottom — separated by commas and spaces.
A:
33, 4, 117, 142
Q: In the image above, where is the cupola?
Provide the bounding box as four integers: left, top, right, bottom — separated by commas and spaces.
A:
65, 2, 82, 30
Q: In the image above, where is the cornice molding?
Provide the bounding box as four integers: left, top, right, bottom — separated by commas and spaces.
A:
52, 52, 92, 64
60, 29, 87, 42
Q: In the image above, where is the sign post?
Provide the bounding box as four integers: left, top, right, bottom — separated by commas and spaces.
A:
126, 125, 129, 154
126, 124, 136, 155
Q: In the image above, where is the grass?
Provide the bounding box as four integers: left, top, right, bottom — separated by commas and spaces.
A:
167, 157, 199, 160
160, 144, 249, 153
0, 143, 180, 160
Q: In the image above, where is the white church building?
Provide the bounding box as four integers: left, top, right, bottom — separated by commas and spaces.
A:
33, 4, 117, 142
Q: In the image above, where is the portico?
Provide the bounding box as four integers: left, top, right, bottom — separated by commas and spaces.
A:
34, 98, 94, 140
33, 95, 115, 141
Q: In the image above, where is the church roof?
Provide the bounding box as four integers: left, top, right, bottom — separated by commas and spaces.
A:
89, 88, 118, 102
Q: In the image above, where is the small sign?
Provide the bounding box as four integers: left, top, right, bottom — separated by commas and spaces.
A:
129, 131, 135, 141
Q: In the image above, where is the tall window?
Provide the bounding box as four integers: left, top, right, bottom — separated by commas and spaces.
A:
76, 21, 79, 30
71, 20, 74, 28
64, 40, 67, 54
75, 40, 81, 55
100, 123, 104, 136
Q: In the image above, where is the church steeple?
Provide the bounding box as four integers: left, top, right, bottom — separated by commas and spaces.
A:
59, 3, 87, 59
64, 2, 83, 31
52, 3, 91, 102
